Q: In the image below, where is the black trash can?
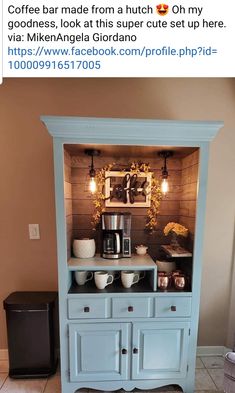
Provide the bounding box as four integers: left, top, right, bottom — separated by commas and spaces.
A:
3, 291, 58, 378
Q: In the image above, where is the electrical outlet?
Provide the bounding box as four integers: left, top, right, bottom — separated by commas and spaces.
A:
28, 224, 40, 240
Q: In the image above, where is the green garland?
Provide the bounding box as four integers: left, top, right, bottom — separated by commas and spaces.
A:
91, 162, 162, 232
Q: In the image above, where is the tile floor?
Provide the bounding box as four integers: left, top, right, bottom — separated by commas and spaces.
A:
0, 356, 225, 393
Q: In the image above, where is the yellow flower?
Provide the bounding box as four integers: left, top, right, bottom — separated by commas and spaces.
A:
164, 222, 188, 237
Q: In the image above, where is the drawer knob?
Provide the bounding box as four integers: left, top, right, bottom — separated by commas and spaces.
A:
121, 348, 127, 355
84, 306, 90, 313
171, 305, 176, 312
128, 306, 134, 312
133, 348, 139, 354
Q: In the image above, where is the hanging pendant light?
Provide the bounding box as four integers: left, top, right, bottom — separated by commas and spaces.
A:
158, 151, 173, 195
85, 149, 101, 194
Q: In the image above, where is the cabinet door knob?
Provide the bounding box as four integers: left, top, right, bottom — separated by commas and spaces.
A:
133, 348, 139, 354
84, 306, 90, 313
121, 348, 127, 355
128, 306, 134, 312
171, 305, 176, 312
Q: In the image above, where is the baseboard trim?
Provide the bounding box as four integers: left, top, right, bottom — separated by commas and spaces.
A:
197, 346, 232, 357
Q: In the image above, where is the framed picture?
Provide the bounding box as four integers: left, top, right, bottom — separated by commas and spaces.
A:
104, 171, 152, 207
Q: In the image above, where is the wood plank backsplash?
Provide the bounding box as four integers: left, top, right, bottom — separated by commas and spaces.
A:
63, 150, 198, 260
179, 150, 199, 251
64, 149, 72, 259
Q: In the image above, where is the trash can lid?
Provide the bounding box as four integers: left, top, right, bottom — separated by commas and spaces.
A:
3, 292, 58, 311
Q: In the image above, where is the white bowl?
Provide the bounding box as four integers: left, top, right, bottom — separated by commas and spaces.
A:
156, 260, 176, 273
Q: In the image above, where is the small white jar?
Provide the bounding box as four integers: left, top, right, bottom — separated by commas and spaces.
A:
135, 245, 148, 255
73, 238, 96, 258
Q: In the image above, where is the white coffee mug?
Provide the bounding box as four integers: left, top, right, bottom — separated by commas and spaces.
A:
121, 271, 140, 289
75, 271, 93, 286
94, 271, 114, 290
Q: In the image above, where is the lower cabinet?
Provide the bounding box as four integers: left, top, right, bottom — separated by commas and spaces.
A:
69, 321, 190, 383
132, 321, 190, 379
69, 322, 129, 381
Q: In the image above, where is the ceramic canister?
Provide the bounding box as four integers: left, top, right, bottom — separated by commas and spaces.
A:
73, 238, 96, 258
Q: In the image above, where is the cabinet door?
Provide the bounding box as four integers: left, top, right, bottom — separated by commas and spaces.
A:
132, 321, 190, 379
69, 322, 129, 381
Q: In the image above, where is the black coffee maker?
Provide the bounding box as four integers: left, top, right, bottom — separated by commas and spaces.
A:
101, 212, 131, 259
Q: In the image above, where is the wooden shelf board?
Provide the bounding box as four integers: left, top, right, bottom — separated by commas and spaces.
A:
68, 254, 156, 270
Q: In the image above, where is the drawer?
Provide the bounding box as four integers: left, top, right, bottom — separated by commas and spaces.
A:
112, 297, 153, 318
155, 296, 192, 317
68, 298, 110, 319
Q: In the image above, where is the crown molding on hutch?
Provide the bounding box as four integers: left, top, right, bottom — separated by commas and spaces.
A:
41, 116, 223, 144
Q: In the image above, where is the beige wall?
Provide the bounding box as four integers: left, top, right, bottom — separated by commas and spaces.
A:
0, 78, 235, 349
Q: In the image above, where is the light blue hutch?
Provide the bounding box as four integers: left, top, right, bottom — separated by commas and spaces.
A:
41, 117, 223, 393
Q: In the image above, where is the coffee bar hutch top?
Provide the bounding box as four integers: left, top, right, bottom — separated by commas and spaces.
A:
41, 117, 223, 393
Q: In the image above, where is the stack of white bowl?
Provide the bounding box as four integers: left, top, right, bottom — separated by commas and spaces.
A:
156, 260, 176, 273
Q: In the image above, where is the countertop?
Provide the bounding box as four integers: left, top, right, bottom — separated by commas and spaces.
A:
67, 253, 156, 271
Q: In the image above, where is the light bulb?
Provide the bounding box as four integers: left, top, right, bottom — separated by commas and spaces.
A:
89, 177, 97, 194
161, 178, 169, 194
